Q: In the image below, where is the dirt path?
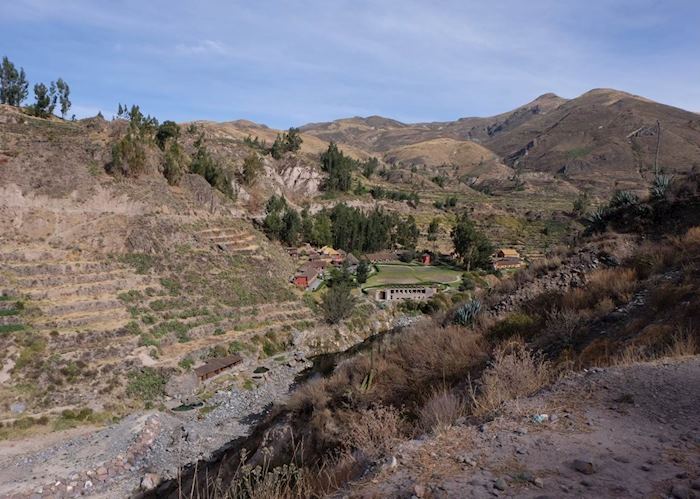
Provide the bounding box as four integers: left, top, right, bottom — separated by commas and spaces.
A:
345, 357, 700, 498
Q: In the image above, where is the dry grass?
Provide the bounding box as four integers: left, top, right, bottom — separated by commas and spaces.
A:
469, 340, 551, 417
345, 405, 404, 461
418, 388, 465, 434
666, 326, 698, 357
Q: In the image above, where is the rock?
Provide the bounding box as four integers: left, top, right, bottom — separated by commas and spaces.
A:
458, 454, 476, 466
141, 473, 160, 491
534, 478, 545, 488
10, 402, 26, 414
494, 478, 507, 491
691, 481, 700, 491
413, 483, 426, 497
640, 464, 652, 472
671, 485, 690, 499
572, 459, 596, 475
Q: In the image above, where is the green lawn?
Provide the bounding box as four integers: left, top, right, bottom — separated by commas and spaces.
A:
364, 263, 463, 289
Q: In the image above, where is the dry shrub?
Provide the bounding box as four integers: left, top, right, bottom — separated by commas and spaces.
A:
345, 405, 403, 461
540, 309, 584, 348
286, 378, 329, 415
587, 268, 637, 304
470, 341, 551, 416
666, 326, 698, 357
578, 338, 613, 367
220, 448, 313, 499
648, 284, 695, 313
371, 325, 488, 402
418, 388, 465, 434
595, 297, 615, 315
631, 323, 675, 352
495, 278, 518, 295
614, 344, 652, 365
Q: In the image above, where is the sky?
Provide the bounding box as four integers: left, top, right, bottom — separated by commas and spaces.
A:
2, 0, 699, 128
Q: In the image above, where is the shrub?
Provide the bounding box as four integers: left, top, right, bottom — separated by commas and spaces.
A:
470, 341, 550, 416
346, 405, 404, 461
126, 368, 166, 401
418, 388, 464, 434
489, 312, 536, 341
320, 285, 356, 324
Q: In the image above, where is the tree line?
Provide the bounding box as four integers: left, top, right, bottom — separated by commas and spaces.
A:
1, 56, 71, 118
263, 195, 419, 253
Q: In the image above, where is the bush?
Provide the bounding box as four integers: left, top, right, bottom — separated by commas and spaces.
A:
320, 285, 356, 324
346, 405, 404, 461
470, 341, 550, 416
126, 368, 166, 401
418, 388, 464, 433
489, 312, 536, 341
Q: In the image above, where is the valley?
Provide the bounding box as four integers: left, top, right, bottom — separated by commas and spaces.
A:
0, 84, 699, 498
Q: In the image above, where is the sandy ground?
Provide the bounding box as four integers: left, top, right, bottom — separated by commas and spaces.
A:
344, 357, 700, 498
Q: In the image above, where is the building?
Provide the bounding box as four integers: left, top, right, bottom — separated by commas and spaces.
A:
496, 248, 520, 259
374, 286, 437, 302
492, 248, 524, 270
194, 354, 243, 382
345, 252, 360, 272
292, 260, 326, 290
319, 246, 344, 265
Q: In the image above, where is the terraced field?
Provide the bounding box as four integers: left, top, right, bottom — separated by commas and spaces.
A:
363, 263, 463, 289
0, 232, 316, 424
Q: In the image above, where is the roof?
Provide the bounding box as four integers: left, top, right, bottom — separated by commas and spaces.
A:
297, 260, 325, 278
497, 248, 520, 258
320, 246, 341, 256
194, 354, 242, 377
345, 253, 360, 266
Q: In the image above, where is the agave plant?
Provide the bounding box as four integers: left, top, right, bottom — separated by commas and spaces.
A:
454, 299, 481, 327
584, 207, 608, 234
609, 190, 639, 209
650, 174, 672, 200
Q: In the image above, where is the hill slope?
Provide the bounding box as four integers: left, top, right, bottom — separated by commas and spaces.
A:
301, 89, 700, 195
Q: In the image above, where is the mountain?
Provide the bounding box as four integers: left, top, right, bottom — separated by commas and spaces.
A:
301, 89, 700, 194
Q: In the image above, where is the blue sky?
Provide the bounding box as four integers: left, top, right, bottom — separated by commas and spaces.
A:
2, 0, 699, 128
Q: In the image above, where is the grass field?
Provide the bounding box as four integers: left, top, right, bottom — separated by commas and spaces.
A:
364, 263, 463, 289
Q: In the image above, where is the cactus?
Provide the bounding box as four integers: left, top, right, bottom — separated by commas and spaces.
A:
454, 299, 481, 327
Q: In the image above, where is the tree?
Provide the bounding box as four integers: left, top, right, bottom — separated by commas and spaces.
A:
0, 56, 29, 106
427, 218, 440, 241
321, 142, 353, 192
155, 120, 180, 150
356, 260, 369, 284
270, 127, 303, 159
320, 284, 356, 324
310, 212, 333, 247
451, 212, 493, 271
163, 141, 187, 185
190, 137, 233, 197
362, 157, 379, 178
31, 82, 56, 118
280, 208, 301, 246
239, 152, 263, 186
55, 78, 71, 118
394, 215, 419, 250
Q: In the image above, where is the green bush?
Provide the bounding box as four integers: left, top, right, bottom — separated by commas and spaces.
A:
489, 312, 537, 341
126, 368, 166, 401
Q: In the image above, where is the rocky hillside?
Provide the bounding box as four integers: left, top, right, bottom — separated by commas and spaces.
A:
0, 104, 327, 429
